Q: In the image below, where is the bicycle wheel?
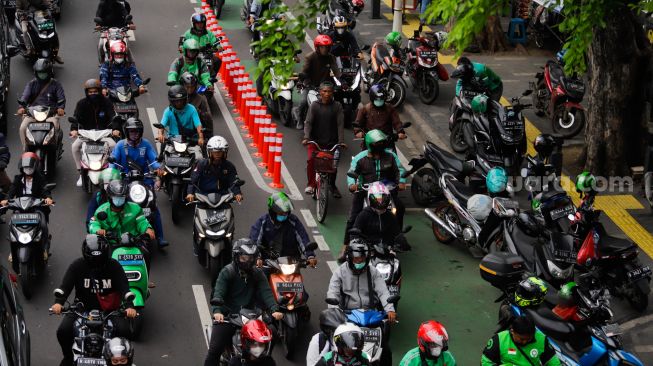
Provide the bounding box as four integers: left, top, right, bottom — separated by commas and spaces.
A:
316, 174, 329, 223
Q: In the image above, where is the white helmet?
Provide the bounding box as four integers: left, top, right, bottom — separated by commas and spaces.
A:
206, 135, 229, 157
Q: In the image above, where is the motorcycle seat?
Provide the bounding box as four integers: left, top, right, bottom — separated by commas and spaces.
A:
527, 307, 594, 355
444, 176, 474, 207
426, 142, 464, 174
600, 235, 636, 255
508, 222, 539, 265
547, 61, 564, 88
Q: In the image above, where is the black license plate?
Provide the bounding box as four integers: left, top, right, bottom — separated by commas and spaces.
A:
550, 205, 575, 220
204, 212, 227, 225
5, 0, 16, 7
117, 254, 144, 261
627, 266, 652, 282
76, 358, 106, 366
84, 143, 106, 154
114, 103, 137, 112
276, 282, 304, 293
602, 323, 622, 337
29, 123, 52, 131
363, 328, 381, 343
553, 249, 577, 264
166, 156, 192, 168
388, 285, 400, 296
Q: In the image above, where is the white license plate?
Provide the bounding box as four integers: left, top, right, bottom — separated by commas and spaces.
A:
602, 323, 622, 337
550, 205, 575, 220
76, 358, 106, 366
363, 328, 381, 343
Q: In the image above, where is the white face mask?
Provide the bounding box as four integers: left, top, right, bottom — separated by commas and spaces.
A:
249, 345, 266, 358
114, 57, 125, 64
336, 28, 345, 34
429, 346, 442, 358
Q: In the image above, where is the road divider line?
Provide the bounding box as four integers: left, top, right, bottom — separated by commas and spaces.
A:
281, 161, 303, 200
327, 260, 339, 273
127, 30, 135, 42
300, 209, 317, 227
192, 284, 212, 348
145, 108, 161, 151
621, 313, 653, 331
314, 235, 330, 251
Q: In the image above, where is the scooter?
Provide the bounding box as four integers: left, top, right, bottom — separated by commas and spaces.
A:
404, 26, 449, 104
366, 42, 407, 109
263, 59, 300, 127
68, 117, 117, 194
18, 103, 64, 177
316, 0, 363, 34
292, 81, 319, 128
189, 179, 246, 282
108, 77, 150, 121
333, 54, 364, 128
447, 76, 489, 153
366, 228, 411, 302
529, 53, 586, 138
13, 9, 58, 61
1, 192, 55, 299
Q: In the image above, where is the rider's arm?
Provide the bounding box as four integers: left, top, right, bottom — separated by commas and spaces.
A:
542, 338, 561, 366
347, 32, 361, 55
88, 209, 104, 234
303, 103, 315, 138
189, 105, 203, 135
353, 106, 366, 134
19, 81, 35, 106
71, 100, 83, 131
306, 334, 323, 366
329, 55, 342, 78
371, 267, 395, 312
325, 267, 344, 306
167, 58, 181, 84
6, 175, 18, 199
223, 162, 241, 195
210, 267, 231, 314
455, 79, 462, 96
389, 106, 403, 134
347, 151, 366, 187
291, 215, 315, 258
144, 141, 161, 170
109, 259, 133, 308
187, 162, 202, 195
159, 108, 171, 140
99, 63, 110, 89
0, 135, 10, 170
40, 175, 53, 199
480, 334, 501, 366
127, 65, 144, 87
199, 61, 212, 87
54, 261, 79, 305
54, 80, 66, 110
249, 0, 261, 16
255, 269, 280, 312
389, 151, 406, 184
110, 141, 124, 171
249, 215, 265, 245
133, 206, 152, 235
484, 65, 502, 87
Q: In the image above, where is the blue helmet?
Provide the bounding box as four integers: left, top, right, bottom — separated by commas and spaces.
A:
486, 167, 508, 194
556, 49, 567, 65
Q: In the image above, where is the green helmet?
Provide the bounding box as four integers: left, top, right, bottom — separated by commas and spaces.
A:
364, 129, 388, 151
558, 281, 577, 302
268, 192, 294, 215
385, 31, 402, 47
514, 277, 548, 307
100, 167, 121, 186
471, 94, 488, 113
575, 171, 595, 193
182, 39, 200, 58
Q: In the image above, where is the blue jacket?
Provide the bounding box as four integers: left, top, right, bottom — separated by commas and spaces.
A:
250, 214, 315, 259
188, 159, 241, 195
20, 78, 66, 109
111, 139, 160, 179
99, 62, 144, 90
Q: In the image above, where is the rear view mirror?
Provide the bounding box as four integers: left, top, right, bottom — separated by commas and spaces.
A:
153, 123, 164, 129
142, 78, 151, 85
44, 183, 56, 191
124, 292, 135, 301
68, 116, 77, 124
361, 45, 370, 51
107, 156, 116, 163
53, 288, 64, 298
94, 17, 103, 24
125, 14, 133, 22
462, 160, 475, 174
347, 171, 359, 179
6, 45, 20, 58
402, 225, 412, 234
402, 122, 412, 129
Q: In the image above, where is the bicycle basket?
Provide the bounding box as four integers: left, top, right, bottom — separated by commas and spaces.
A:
313, 151, 336, 173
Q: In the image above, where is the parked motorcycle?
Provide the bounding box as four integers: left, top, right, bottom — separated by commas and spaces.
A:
95, 18, 133, 64
1, 192, 55, 299
189, 179, 246, 282
447, 79, 489, 153
108, 77, 150, 121
528, 0, 565, 48
529, 55, 586, 138
13, 9, 58, 61
316, 0, 363, 34
366, 42, 407, 109
404, 26, 448, 104
18, 103, 63, 176
333, 54, 364, 128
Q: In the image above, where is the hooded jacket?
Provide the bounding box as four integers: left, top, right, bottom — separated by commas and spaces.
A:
88, 201, 152, 237
326, 262, 395, 312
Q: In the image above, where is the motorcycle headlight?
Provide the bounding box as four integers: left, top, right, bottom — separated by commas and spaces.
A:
43, 128, 56, 144
173, 141, 188, 153
118, 91, 132, 102
280, 264, 297, 275
33, 110, 48, 122
129, 184, 147, 204
206, 229, 226, 237
18, 233, 32, 244
376, 262, 392, 281
547, 260, 573, 279
89, 160, 103, 171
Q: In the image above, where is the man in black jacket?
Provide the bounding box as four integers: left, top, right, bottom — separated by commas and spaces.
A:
70, 79, 120, 188
50, 235, 137, 366
95, 0, 132, 28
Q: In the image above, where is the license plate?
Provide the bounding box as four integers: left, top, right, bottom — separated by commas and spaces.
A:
342, 68, 357, 74
37, 22, 54, 31
462, 90, 480, 98
420, 50, 438, 57
550, 205, 575, 220
84, 143, 106, 154
142, 207, 151, 217
602, 323, 622, 337
363, 328, 381, 343
117, 253, 143, 261
553, 249, 577, 264
166, 156, 192, 168
276, 282, 304, 293
627, 266, 652, 282
204, 212, 227, 225
76, 358, 106, 366
29, 123, 52, 131
5, 0, 16, 7
11, 213, 39, 224
113, 103, 137, 112
388, 285, 400, 296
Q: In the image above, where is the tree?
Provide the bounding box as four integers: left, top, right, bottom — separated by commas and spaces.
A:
424, 0, 653, 176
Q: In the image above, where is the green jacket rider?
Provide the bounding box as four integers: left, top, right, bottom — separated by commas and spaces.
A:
88, 181, 154, 239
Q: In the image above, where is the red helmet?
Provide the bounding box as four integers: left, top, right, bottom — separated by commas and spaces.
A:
19, 152, 40, 175
241, 320, 272, 359
352, 0, 364, 8
314, 34, 333, 48
110, 41, 127, 62
417, 321, 449, 359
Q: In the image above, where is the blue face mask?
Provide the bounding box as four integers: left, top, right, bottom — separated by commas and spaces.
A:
111, 196, 126, 208
276, 214, 288, 222
373, 99, 385, 107
354, 262, 366, 270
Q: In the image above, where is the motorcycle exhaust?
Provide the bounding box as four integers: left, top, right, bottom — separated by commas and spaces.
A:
424, 208, 458, 238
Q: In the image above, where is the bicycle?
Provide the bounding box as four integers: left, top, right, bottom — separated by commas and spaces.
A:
307, 141, 344, 223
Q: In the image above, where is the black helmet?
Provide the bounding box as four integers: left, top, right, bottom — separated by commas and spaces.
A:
191, 12, 207, 30
534, 134, 556, 159
82, 234, 111, 268
346, 238, 370, 273
33, 58, 53, 81
319, 308, 347, 335
123, 117, 144, 141
180, 71, 198, 88
103, 337, 134, 365
369, 84, 386, 103
107, 180, 127, 208
168, 85, 188, 108
452, 63, 473, 83
232, 238, 259, 273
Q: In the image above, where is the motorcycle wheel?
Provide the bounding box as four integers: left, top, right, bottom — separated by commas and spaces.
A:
552, 105, 585, 139
316, 176, 329, 223
19, 262, 34, 299
208, 253, 223, 283
171, 184, 182, 225
449, 122, 468, 153
128, 310, 145, 340
431, 202, 455, 244
279, 98, 293, 127
386, 79, 406, 109
282, 323, 297, 359
46, 151, 57, 177
626, 280, 649, 312
418, 73, 439, 105
410, 168, 442, 206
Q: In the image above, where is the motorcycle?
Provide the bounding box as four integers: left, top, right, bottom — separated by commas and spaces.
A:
95, 17, 133, 65
365, 228, 411, 304
108, 77, 150, 121
189, 179, 246, 282
13, 9, 58, 61
177, 35, 222, 76
333, 54, 364, 128
1, 192, 55, 299
68, 117, 117, 194
292, 82, 319, 128
404, 26, 448, 104
18, 103, 64, 177
263, 59, 300, 127
366, 42, 407, 109
447, 78, 489, 153
528, 0, 565, 48
316, 0, 363, 34
264, 242, 318, 359
529, 55, 586, 138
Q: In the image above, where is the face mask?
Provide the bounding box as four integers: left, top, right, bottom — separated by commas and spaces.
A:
373, 99, 385, 107
336, 28, 345, 35
250, 345, 266, 358
429, 346, 442, 358
37, 72, 49, 80
276, 215, 288, 222
354, 262, 366, 270
372, 207, 386, 215
114, 57, 125, 64
111, 196, 126, 207
87, 93, 100, 102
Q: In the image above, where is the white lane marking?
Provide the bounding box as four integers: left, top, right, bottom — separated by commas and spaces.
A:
395, 147, 409, 169
405, 207, 425, 212
359, 31, 372, 36
501, 80, 520, 83
146, 108, 161, 151
300, 209, 317, 227
512, 72, 533, 76
190, 0, 197, 3
620, 313, 653, 331
281, 160, 304, 200
192, 284, 212, 348
634, 345, 653, 353
314, 235, 330, 251
127, 30, 135, 42
327, 260, 339, 273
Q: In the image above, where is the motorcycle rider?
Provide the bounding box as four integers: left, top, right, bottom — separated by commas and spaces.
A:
1, 152, 53, 271
71, 79, 120, 187
99, 42, 146, 96
103, 337, 135, 366
183, 13, 222, 75
306, 308, 348, 366
186, 135, 242, 203
95, 0, 133, 28
50, 234, 137, 366
16, 0, 63, 63
399, 320, 457, 366
326, 16, 362, 59
481, 315, 560, 366
327, 239, 397, 320
0, 134, 11, 193
316, 323, 371, 366
354, 84, 406, 151
17, 58, 65, 151
248, 0, 282, 27
344, 129, 405, 251
455, 56, 503, 102
294, 35, 341, 130
250, 192, 317, 265
158, 85, 205, 160
168, 38, 213, 93
204, 238, 283, 366
301, 81, 345, 197
111, 118, 168, 247
229, 320, 276, 366
181, 72, 213, 137
86, 167, 121, 226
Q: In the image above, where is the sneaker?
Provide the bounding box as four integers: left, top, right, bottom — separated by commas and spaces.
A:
148, 281, 156, 288
158, 239, 170, 249
76, 175, 82, 187
53, 55, 64, 64
331, 186, 342, 199
304, 186, 315, 195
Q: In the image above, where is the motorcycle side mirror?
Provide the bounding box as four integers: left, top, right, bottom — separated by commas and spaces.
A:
94, 17, 103, 24
97, 211, 108, 221
233, 178, 246, 187
166, 81, 176, 86
348, 228, 362, 237
67, 116, 77, 124
16, 99, 27, 107
6, 45, 20, 58
305, 242, 318, 252
325, 298, 340, 306
142, 78, 151, 85
125, 14, 133, 22
402, 225, 412, 234
522, 89, 533, 97
53, 288, 65, 298
210, 298, 225, 306
153, 123, 164, 129
402, 122, 412, 129
520, 167, 528, 178
387, 295, 401, 304
107, 156, 116, 163
44, 183, 56, 191
294, 49, 303, 55
124, 292, 135, 301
